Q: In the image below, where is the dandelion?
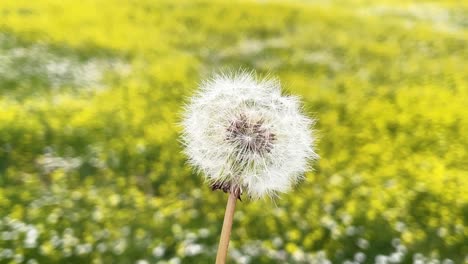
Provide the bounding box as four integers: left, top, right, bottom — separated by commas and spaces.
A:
181, 70, 317, 263
182, 71, 316, 199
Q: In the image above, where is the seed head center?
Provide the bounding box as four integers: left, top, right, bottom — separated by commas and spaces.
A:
226, 114, 276, 154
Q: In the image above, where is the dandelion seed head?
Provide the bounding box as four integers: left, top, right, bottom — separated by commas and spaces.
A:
181, 70, 317, 199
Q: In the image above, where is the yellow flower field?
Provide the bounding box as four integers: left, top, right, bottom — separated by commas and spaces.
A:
0, 0, 467, 263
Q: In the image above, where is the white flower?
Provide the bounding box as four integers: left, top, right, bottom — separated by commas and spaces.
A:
181, 71, 317, 199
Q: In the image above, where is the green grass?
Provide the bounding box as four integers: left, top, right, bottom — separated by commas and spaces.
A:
0, 0, 467, 263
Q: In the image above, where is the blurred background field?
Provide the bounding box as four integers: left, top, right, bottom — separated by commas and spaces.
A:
0, 0, 467, 263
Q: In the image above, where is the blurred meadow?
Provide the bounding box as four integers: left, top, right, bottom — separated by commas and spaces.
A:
0, 0, 467, 263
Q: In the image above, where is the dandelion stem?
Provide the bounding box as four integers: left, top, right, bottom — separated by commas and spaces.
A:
215, 191, 237, 264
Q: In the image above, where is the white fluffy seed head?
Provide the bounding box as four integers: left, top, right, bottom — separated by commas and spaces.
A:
181, 71, 318, 199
